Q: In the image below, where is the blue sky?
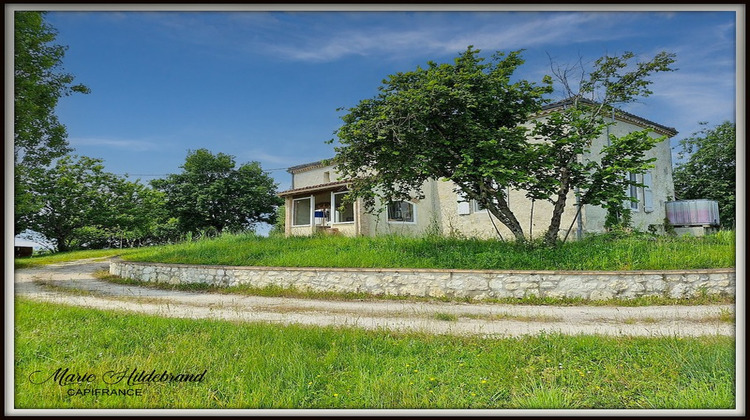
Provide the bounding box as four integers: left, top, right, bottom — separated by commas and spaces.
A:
32, 7, 738, 234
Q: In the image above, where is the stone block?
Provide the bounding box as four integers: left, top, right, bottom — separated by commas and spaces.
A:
427, 287, 446, 298
668, 283, 689, 298
456, 275, 489, 291
589, 289, 614, 300
557, 277, 584, 293
488, 275, 506, 291
644, 278, 666, 293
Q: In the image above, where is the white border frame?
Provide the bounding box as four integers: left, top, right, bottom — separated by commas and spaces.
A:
6, 4, 744, 418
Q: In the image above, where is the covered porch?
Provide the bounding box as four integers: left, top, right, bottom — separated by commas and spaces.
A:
278, 181, 361, 236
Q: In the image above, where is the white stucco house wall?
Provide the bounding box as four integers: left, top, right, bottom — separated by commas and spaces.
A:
278, 100, 677, 240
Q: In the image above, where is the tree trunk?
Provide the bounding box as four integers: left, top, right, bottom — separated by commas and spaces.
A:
466, 183, 526, 242
487, 199, 526, 242
544, 168, 571, 246
56, 237, 69, 252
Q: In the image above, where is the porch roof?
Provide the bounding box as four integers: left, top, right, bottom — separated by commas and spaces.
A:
277, 180, 351, 197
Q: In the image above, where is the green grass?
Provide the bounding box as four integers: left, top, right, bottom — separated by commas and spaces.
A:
117, 231, 735, 271
13, 248, 142, 270
14, 298, 735, 409
434, 312, 458, 322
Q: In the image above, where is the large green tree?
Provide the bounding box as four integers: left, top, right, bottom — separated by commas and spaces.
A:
673, 121, 736, 228
334, 48, 552, 241
333, 47, 676, 246
18, 155, 167, 251
14, 11, 90, 234
151, 149, 283, 235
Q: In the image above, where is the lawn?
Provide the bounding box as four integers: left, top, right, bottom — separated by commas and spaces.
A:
13, 247, 143, 270
14, 298, 735, 409
119, 230, 736, 271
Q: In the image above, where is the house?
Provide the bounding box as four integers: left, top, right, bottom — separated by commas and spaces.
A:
278, 101, 678, 239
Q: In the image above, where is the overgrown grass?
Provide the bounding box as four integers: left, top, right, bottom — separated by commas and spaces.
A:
96, 271, 735, 307
13, 248, 142, 270
434, 312, 458, 322
119, 231, 735, 271
14, 298, 735, 409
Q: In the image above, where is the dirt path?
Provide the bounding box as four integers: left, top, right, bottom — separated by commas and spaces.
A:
14, 258, 735, 338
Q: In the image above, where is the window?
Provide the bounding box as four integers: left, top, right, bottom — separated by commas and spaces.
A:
643, 171, 654, 212
332, 192, 355, 223
323, 171, 331, 183
387, 201, 415, 223
626, 172, 639, 211
293, 197, 312, 226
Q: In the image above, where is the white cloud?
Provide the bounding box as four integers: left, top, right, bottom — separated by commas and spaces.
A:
133, 11, 649, 63
242, 149, 294, 165
266, 12, 629, 62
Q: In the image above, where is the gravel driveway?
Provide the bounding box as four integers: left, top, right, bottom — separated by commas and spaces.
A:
14, 258, 735, 338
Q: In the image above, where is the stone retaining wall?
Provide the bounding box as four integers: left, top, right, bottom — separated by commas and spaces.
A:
109, 260, 735, 300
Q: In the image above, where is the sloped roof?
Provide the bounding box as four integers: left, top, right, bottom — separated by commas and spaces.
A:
540, 97, 678, 137
287, 99, 676, 174
278, 180, 350, 197
287, 159, 335, 174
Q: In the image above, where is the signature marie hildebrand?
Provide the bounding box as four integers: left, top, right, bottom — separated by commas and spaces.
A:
29, 367, 208, 387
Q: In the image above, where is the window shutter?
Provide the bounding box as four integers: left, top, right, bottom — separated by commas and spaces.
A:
624, 172, 638, 211
457, 201, 471, 215
622, 173, 630, 209
457, 192, 470, 215
643, 171, 654, 212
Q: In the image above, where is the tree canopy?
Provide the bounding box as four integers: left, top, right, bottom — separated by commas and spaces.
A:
14, 11, 90, 167
673, 121, 736, 228
151, 149, 283, 235
333, 47, 676, 246
14, 11, 90, 235
17, 155, 169, 251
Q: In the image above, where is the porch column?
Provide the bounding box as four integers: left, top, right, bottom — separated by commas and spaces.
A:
354, 197, 361, 235
310, 194, 315, 235
284, 197, 292, 236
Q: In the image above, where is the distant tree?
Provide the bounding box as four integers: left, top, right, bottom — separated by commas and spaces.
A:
269, 205, 286, 237
673, 121, 736, 228
18, 155, 164, 251
333, 46, 675, 246
151, 149, 283, 235
105, 180, 174, 248
14, 11, 90, 234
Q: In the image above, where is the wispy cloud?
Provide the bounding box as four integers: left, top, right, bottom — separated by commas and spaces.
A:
69, 137, 160, 152
265, 12, 627, 62
132, 11, 648, 63
242, 149, 295, 166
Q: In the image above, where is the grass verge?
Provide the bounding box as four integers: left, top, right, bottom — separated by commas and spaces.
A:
13, 248, 142, 270
14, 298, 735, 409
117, 230, 735, 271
